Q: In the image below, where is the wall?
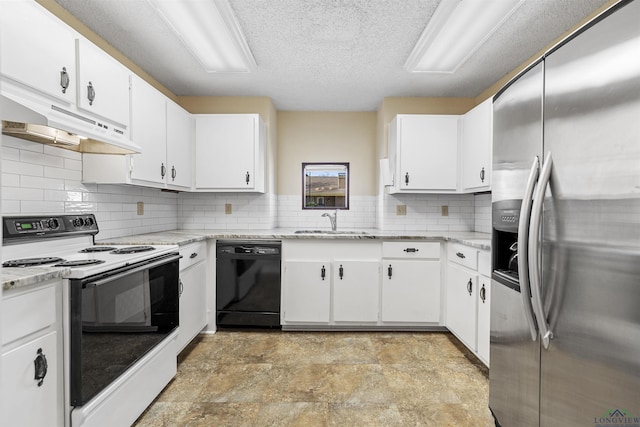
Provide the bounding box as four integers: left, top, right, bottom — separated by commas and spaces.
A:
1, 135, 178, 240
276, 111, 378, 228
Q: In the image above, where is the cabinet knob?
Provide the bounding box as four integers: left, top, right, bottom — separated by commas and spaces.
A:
60, 67, 70, 94
87, 81, 95, 105
34, 348, 48, 387
480, 167, 485, 183
480, 284, 486, 303
467, 278, 473, 296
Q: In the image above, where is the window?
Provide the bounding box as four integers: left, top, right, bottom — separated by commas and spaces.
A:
302, 163, 349, 209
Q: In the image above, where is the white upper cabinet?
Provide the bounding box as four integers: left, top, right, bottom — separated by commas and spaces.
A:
388, 115, 459, 193
461, 98, 493, 192
0, 1, 77, 104
195, 114, 266, 192
130, 75, 167, 185
76, 38, 130, 128
166, 100, 193, 189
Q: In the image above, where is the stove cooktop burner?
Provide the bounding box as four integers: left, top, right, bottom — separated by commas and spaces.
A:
79, 247, 117, 253
54, 259, 106, 267
2, 257, 65, 268
111, 246, 155, 254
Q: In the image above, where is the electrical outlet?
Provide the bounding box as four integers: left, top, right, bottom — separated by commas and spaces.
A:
137, 201, 144, 215
441, 205, 449, 216
225, 203, 232, 215
396, 204, 407, 216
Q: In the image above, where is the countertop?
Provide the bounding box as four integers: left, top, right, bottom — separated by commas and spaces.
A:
3, 229, 490, 291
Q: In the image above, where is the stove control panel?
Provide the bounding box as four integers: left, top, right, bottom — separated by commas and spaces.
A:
3, 214, 99, 243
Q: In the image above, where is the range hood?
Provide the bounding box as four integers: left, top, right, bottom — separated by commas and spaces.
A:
1, 83, 141, 155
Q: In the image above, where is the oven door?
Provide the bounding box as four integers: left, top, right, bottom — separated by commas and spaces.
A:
69, 253, 180, 406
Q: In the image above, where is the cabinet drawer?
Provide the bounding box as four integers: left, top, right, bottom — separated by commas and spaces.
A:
179, 241, 207, 271
2, 285, 56, 345
478, 250, 491, 277
448, 243, 478, 270
382, 241, 439, 259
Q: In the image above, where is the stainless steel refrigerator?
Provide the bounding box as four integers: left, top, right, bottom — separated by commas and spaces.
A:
489, 1, 640, 426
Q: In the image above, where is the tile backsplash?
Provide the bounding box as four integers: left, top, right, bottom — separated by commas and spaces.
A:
1, 138, 492, 237
2, 136, 178, 240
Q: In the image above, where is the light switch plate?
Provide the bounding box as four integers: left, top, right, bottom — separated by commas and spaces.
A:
441, 205, 449, 216
396, 204, 407, 216
225, 203, 232, 215
137, 201, 144, 215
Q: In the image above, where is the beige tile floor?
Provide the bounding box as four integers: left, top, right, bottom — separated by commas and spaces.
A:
134, 331, 494, 427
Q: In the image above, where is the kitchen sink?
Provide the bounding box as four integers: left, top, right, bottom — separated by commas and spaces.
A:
294, 230, 370, 235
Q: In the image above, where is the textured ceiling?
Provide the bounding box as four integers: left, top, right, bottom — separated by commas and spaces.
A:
54, 0, 610, 111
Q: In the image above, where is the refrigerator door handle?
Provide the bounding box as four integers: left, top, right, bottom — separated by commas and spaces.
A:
529, 151, 554, 349
518, 156, 541, 341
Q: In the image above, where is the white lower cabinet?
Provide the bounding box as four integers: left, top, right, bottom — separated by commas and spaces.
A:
282, 260, 331, 323
282, 241, 380, 326
1, 281, 63, 427
381, 242, 441, 323
445, 243, 491, 366
177, 242, 208, 353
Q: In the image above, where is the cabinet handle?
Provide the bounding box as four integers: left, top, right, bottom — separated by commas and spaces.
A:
404, 172, 409, 186
245, 171, 250, 185
179, 278, 184, 297
321, 265, 326, 280
387, 264, 392, 279
171, 166, 177, 181
60, 67, 70, 94
480, 284, 486, 303
456, 252, 466, 259
34, 348, 48, 387
161, 163, 166, 178
403, 248, 419, 253
190, 252, 198, 259
480, 167, 485, 183
87, 81, 95, 105
339, 264, 344, 280
467, 278, 473, 296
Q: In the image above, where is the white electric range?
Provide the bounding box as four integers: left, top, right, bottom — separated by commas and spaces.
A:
2, 214, 181, 427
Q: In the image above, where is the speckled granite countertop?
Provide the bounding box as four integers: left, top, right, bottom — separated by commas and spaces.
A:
3, 230, 490, 292
2, 266, 70, 292
96, 229, 491, 250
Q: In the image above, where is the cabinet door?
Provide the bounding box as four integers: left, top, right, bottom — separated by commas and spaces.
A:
177, 262, 207, 353
382, 260, 441, 322
283, 261, 330, 323
398, 115, 458, 191
1, 331, 61, 427
462, 99, 492, 191
195, 115, 258, 190
0, 1, 77, 104
477, 274, 491, 366
130, 75, 167, 184
446, 264, 478, 350
333, 261, 379, 322
166, 100, 193, 189
76, 38, 130, 127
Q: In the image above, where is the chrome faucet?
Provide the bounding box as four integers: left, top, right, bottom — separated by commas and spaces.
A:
322, 210, 338, 231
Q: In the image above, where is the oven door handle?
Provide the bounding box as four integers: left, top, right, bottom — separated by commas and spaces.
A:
85, 254, 181, 287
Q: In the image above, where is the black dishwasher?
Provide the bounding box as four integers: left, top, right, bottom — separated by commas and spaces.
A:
216, 240, 281, 329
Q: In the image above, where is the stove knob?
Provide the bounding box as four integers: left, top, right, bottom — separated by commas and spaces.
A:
73, 217, 84, 227
84, 217, 95, 227
46, 218, 60, 230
